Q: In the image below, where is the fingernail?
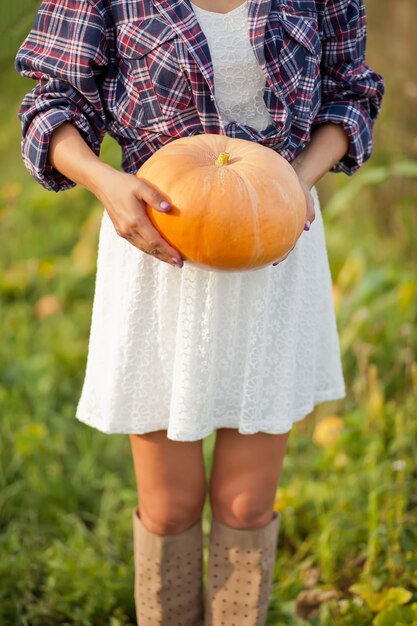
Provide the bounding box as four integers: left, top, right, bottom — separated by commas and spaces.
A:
159, 201, 171, 211
171, 257, 183, 268
304, 220, 311, 231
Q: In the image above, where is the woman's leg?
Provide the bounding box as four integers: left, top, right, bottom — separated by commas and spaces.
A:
209, 428, 290, 527
129, 431, 207, 533
128, 430, 207, 626
205, 427, 291, 626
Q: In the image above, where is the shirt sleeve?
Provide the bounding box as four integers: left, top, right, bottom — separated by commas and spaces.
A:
312, 0, 385, 175
15, 0, 109, 192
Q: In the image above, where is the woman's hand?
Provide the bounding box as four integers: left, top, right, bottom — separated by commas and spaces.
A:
47, 122, 183, 267
94, 169, 183, 267
271, 122, 350, 268
271, 169, 315, 266
295, 171, 316, 231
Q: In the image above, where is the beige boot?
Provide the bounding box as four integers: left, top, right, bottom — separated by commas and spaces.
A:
132, 507, 205, 625
204, 511, 281, 626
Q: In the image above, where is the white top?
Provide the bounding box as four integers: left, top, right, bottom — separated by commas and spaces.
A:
190, 0, 276, 130
74, 2, 346, 440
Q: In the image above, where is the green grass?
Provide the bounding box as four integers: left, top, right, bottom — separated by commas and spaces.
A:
2, 3, 417, 622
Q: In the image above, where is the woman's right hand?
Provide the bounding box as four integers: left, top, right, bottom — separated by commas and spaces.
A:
93, 168, 184, 268
46, 123, 183, 267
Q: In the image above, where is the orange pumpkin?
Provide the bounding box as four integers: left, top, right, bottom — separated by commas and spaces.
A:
136, 133, 306, 271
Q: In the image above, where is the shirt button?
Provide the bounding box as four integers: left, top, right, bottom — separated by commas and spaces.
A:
210, 94, 215, 100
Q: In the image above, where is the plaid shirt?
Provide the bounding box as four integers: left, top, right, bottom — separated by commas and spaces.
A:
15, 0, 384, 192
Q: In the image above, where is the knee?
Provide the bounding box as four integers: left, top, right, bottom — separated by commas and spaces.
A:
209, 486, 273, 529
139, 491, 206, 535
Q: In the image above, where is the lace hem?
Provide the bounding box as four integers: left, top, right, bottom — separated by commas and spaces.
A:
75, 385, 346, 441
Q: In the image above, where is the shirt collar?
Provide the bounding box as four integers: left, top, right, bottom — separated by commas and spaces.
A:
152, 0, 272, 93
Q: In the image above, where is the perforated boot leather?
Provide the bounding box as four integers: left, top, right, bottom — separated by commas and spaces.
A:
204, 511, 281, 626
132, 507, 205, 626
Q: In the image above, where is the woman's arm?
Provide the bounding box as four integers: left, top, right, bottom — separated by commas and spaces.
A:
290, 121, 350, 228
15, 1, 182, 266
48, 122, 183, 267
15, 0, 109, 192
291, 122, 350, 189
286, 0, 384, 234
272, 122, 348, 265
310, 0, 384, 176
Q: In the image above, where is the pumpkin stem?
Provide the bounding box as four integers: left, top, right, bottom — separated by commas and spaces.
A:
215, 151, 230, 166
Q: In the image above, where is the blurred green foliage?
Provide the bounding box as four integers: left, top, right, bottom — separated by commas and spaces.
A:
1, 1, 417, 625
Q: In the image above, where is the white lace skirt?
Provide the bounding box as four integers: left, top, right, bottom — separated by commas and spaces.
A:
75, 186, 346, 441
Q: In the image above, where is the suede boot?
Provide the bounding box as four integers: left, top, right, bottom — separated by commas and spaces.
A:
204, 511, 281, 626
132, 507, 205, 625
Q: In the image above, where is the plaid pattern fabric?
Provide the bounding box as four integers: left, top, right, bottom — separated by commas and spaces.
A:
15, 0, 384, 192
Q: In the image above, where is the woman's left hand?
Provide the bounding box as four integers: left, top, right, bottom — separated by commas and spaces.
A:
296, 171, 316, 232
272, 169, 315, 266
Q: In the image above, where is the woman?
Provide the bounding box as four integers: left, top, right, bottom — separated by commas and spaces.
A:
15, 0, 384, 623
